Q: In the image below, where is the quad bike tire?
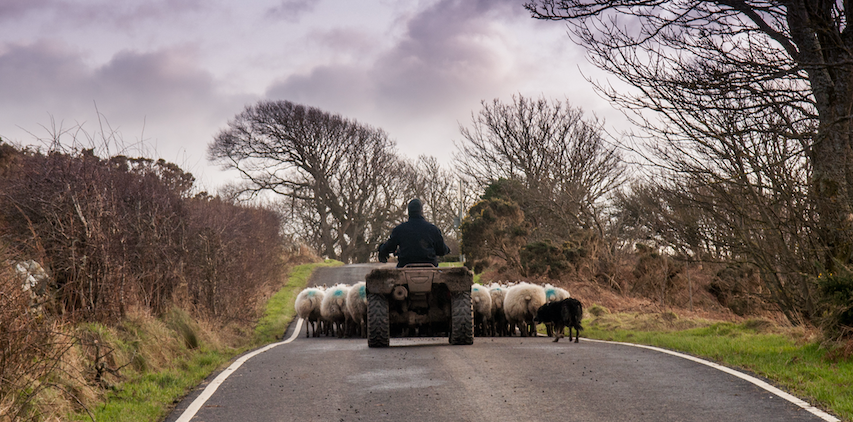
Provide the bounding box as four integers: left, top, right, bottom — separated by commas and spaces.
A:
367, 293, 390, 348
449, 291, 474, 345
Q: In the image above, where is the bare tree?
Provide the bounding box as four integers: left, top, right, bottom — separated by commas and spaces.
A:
454, 94, 623, 242
209, 100, 404, 263
525, 0, 851, 270
525, 0, 840, 323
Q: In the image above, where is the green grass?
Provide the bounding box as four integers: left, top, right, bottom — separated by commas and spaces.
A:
254, 259, 343, 343
70, 259, 342, 422
71, 347, 232, 422
584, 314, 853, 421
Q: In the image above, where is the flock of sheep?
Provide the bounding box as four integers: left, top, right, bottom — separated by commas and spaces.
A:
473, 282, 573, 338
294, 280, 577, 340
295, 281, 368, 338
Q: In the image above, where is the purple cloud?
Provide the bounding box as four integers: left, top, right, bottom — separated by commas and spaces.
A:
266, 0, 317, 22
0, 0, 205, 27
266, 0, 524, 118
0, 40, 252, 187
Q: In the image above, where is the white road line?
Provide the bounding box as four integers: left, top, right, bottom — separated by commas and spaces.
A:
584, 338, 840, 422
175, 318, 304, 422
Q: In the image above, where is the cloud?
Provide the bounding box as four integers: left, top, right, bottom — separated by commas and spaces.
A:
266, 0, 317, 22
0, 0, 56, 20
0, 40, 219, 122
0, 0, 205, 27
262, 0, 537, 159
266, 0, 524, 117
0, 40, 252, 187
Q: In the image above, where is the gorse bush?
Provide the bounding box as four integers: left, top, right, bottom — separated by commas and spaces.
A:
816, 262, 853, 340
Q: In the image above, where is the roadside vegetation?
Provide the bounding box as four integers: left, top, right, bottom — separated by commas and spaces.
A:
63, 260, 340, 422
0, 140, 327, 421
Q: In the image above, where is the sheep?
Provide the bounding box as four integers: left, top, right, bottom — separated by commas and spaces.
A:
346, 281, 368, 338
321, 283, 350, 338
544, 283, 570, 302
471, 284, 493, 337
504, 282, 546, 337
488, 284, 509, 336
295, 287, 326, 338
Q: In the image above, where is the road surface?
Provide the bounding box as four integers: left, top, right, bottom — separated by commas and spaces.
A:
166, 264, 837, 422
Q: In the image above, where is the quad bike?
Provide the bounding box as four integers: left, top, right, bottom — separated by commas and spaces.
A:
365, 264, 473, 347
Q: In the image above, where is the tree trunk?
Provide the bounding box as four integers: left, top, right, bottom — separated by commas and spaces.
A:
787, 0, 853, 269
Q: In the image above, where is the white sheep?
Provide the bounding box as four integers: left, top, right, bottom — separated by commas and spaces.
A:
488, 283, 509, 336
544, 283, 571, 302
346, 281, 368, 338
471, 284, 493, 337
321, 283, 350, 338
295, 287, 325, 338
504, 282, 546, 337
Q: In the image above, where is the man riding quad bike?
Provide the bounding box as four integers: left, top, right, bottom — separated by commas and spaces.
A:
368, 199, 473, 347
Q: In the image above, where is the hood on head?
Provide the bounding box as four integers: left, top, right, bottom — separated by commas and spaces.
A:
408, 198, 423, 218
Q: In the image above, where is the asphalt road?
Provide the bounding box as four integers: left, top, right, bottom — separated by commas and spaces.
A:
165, 265, 837, 422
306, 262, 389, 288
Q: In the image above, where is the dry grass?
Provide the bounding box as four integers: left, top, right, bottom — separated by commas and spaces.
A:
0, 302, 256, 422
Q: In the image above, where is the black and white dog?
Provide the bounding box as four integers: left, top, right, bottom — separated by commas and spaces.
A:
534, 298, 583, 343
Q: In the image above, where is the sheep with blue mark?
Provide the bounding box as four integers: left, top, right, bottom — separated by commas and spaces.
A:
321, 283, 350, 338
295, 287, 325, 338
544, 283, 570, 302
346, 281, 368, 338
489, 283, 511, 336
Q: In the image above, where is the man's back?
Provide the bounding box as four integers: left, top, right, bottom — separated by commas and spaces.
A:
378, 199, 450, 267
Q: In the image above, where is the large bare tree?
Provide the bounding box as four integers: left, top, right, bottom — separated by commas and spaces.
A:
525, 0, 851, 269
523, 0, 847, 325
454, 94, 623, 242
209, 100, 404, 263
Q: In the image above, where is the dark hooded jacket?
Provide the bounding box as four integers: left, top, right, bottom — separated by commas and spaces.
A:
378, 199, 451, 267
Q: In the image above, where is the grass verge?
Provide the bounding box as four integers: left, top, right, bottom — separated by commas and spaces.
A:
583, 309, 852, 421
68, 260, 341, 422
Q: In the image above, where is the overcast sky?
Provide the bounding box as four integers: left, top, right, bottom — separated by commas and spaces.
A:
0, 0, 628, 191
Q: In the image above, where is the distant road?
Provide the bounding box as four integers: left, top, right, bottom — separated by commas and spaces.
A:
306, 262, 390, 288
166, 264, 837, 422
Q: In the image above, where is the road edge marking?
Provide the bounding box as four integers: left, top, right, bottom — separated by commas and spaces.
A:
584, 338, 839, 422
174, 318, 304, 422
